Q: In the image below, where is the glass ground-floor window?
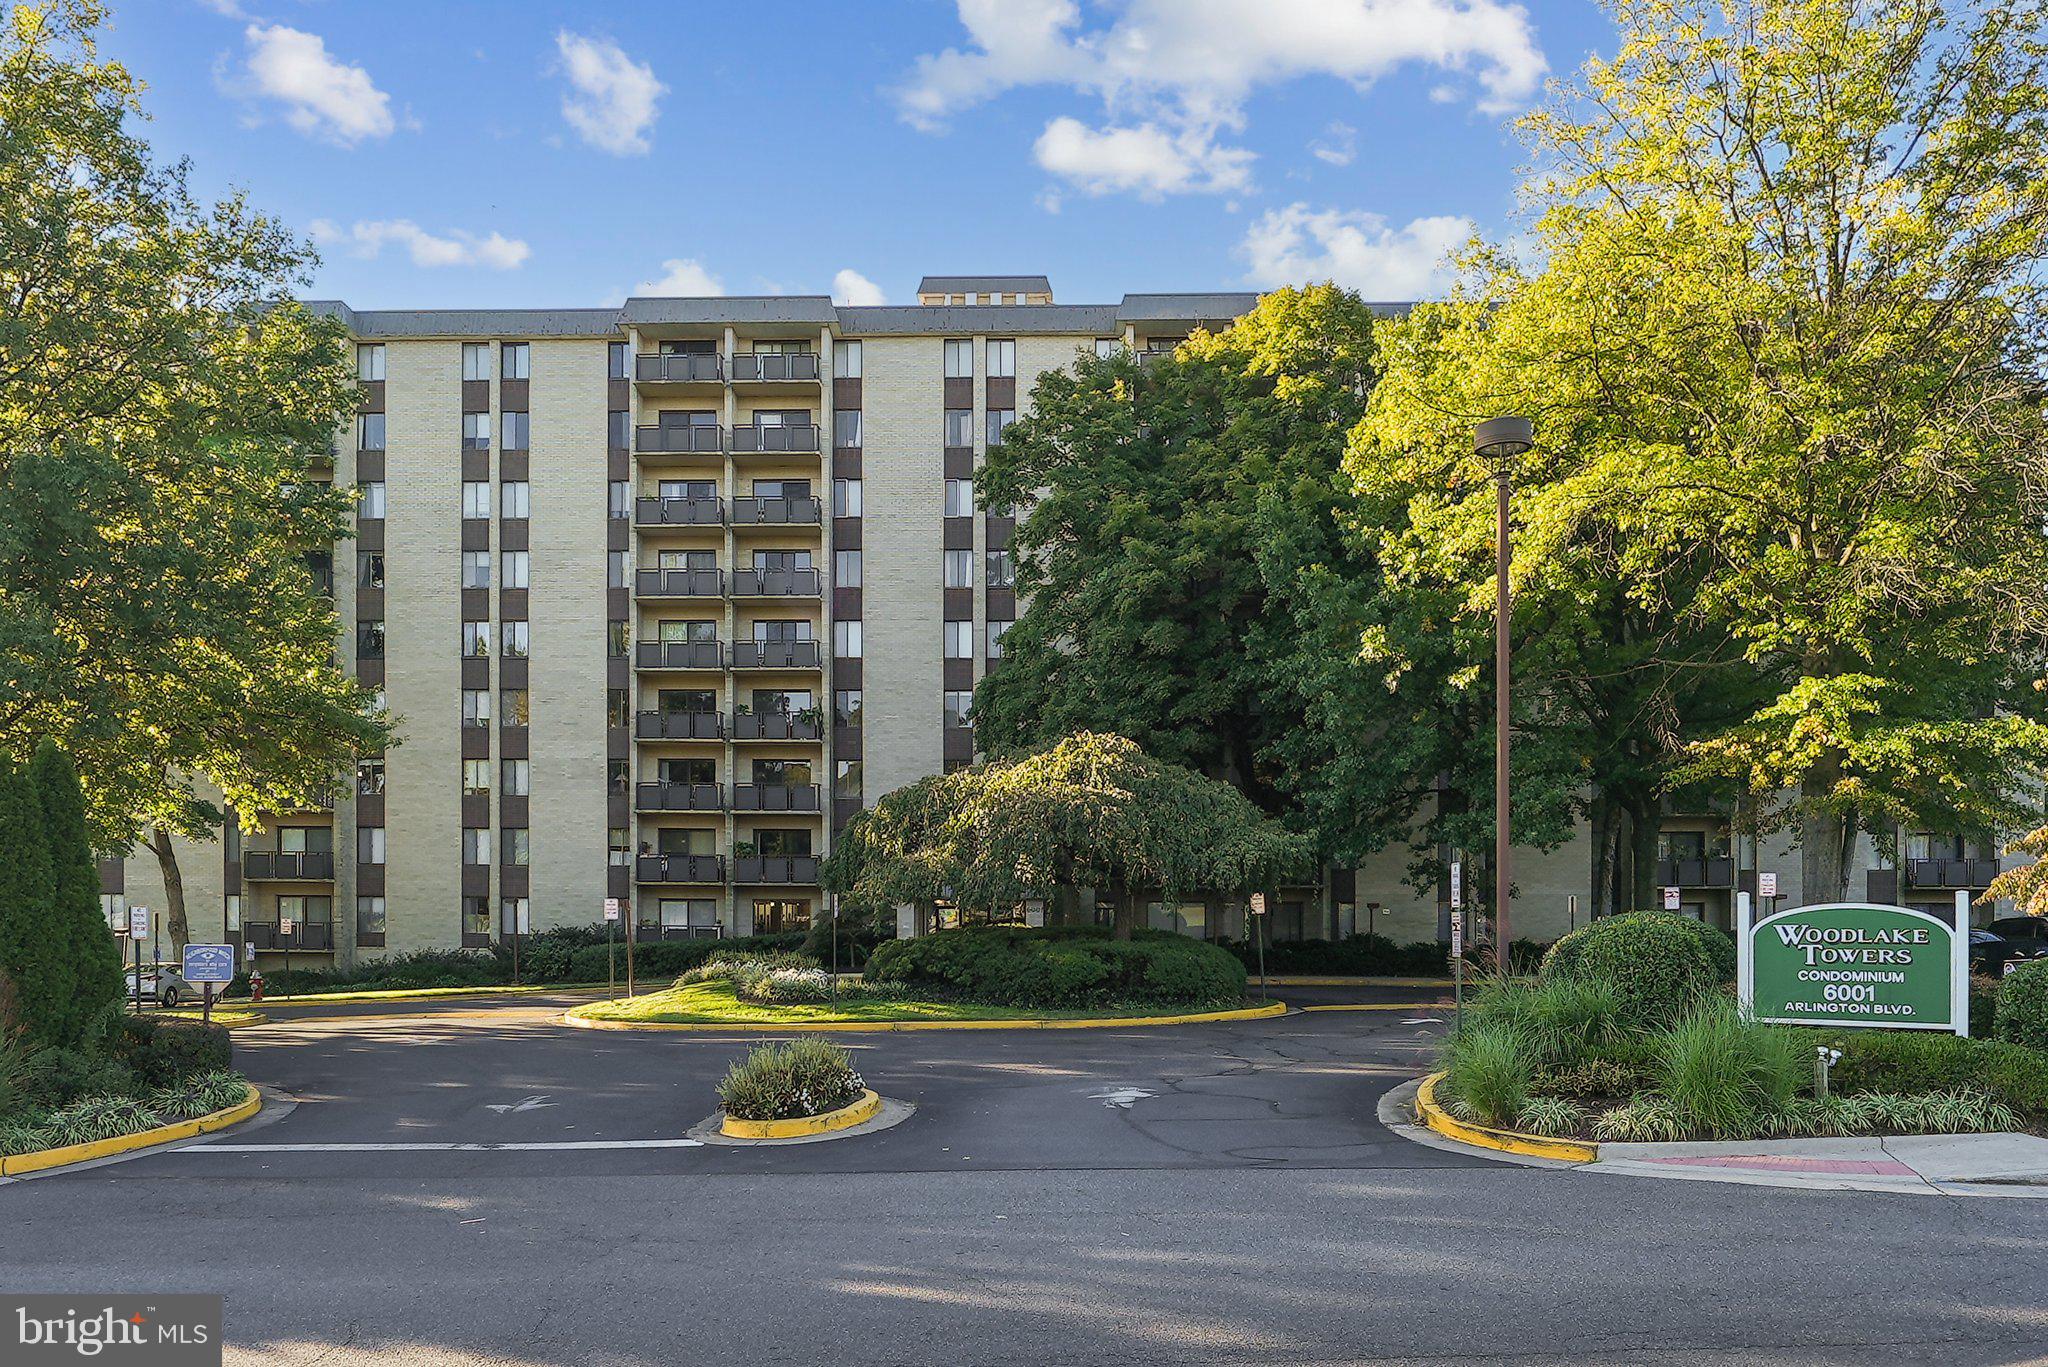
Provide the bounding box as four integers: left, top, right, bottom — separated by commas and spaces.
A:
462, 896, 490, 939
500, 898, 530, 935
753, 899, 810, 933
356, 896, 385, 939
278, 895, 331, 928
1147, 901, 1208, 937
653, 899, 718, 931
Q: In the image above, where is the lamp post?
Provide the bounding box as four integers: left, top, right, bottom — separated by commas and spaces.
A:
1474, 416, 1534, 971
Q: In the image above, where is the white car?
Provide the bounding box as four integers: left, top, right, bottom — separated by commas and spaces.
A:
126, 963, 197, 1007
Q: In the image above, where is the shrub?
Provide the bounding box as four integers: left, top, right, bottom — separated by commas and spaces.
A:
738, 966, 839, 1005
565, 934, 807, 986
1222, 934, 1450, 977
109, 1016, 231, 1088
1438, 1019, 1537, 1127
23, 1046, 137, 1108
1540, 913, 1719, 1024
717, 1038, 866, 1121
800, 913, 891, 971
1655, 1001, 1806, 1137
678, 950, 818, 988
1514, 1095, 1587, 1138
1532, 1057, 1651, 1103
1970, 976, 2000, 1037
1825, 1030, 2048, 1120
1591, 1094, 1690, 1143
1470, 977, 1625, 1067
1994, 958, 2048, 1051
146, 1070, 248, 1121
864, 925, 1245, 1008
41, 1094, 163, 1147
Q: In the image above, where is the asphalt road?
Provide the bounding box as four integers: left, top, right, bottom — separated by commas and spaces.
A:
5, 996, 2046, 1365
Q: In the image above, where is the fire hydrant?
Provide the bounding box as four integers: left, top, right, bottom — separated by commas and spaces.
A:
249, 969, 265, 1003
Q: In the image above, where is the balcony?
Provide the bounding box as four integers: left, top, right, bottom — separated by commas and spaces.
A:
242, 851, 335, 882
1655, 856, 1735, 888
733, 783, 822, 813
634, 640, 724, 672
1908, 857, 2002, 889
244, 921, 334, 951
733, 713, 824, 742
730, 424, 820, 455
636, 853, 726, 884
636, 567, 724, 598
730, 352, 820, 384
635, 782, 726, 812
635, 352, 723, 385
730, 496, 823, 526
635, 424, 724, 456
634, 496, 724, 528
733, 640, 821, 670
732, 567, 822, 598
734, 855, 820, 884
635, 710, 724, 741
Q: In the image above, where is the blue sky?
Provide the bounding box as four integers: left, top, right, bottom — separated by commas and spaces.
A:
103, 1, 1618, 309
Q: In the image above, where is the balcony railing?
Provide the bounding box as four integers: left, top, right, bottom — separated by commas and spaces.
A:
635, 710, 724, 741
733, 640, 821, 669
730, 424, 820, 454
636, 853, 726, 883
1655, 856, 1735, 888
244, 921, 334, 951
733, 713, 823, 741
730, 496, 823, 526
635, 640, 724, 670
634, 782, 726, 812
732, 567, 822, 597
242, 851, 335, 881
733, 783, 822, 813
635, 567, 724, 598
634, 496, 723, 527
635, 353, 723, 384
635, 424, 724, 455
1908, 857, 2002, 889
734, 855, 820, 884
731, 352, 820, 383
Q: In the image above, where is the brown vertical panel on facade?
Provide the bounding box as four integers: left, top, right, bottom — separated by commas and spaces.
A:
942, 449, 974, 479
355, 519, 385, 551
607, 586, 629, 618
357, 659, 385, 688
500, 657, 529, 689
461, 795, 489, 828
986, 588, 1017, 620
97, 858, 123, 895
832, 659, 862, 689
833, 587, 862, 618
607, 519, 629, 551
357, 865, 385, 897
461, 658, 490, 689
833, 378, 862, 410
462, 379, 490, 411
501, 520, 529, 551
606, 657, 629, 689
943, 728, 976, 763
356, 451, 386, 482
461, 587, 489, 620
356, 587, 384, 619
607, 792, 629, 827
357, 794, 385, 825
984, 515, 1015, 548
833, 449, 862, 479
943, 659, 974, 691
833, 518, 862, 548
501, 796, 529, 827
502, 726, 530, 759
942, 518, 974, 550
461, 863, 489, 897
606, 727, 628, 760
461, 520, 490, 551
462, 451, 491, 481
607, 864, 630, 898
359, 380, 386, 413
501, 452, 530, 482
942, 587, 973, 619
500, 588, 529, 619
943, 376, 973, 408
502, 866, 530, 897
986, 377, 1016, 409
500, 378, 529, 410
608, 377, 630, 410
608, 450, 630, 479
462, 729, 490, 760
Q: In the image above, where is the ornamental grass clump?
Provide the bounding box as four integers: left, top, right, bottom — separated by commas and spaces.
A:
716, 1038, 866, 1122
1439, 1019, 1537, 1127
1655, 1000, 1805, 1138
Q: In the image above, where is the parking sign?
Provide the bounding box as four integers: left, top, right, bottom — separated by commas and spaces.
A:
183, 943, 236, 984
1759, 871, 1778, 899
128, 905, 149, 939
604, 897, 621, 922
1662, 886, 1681, 911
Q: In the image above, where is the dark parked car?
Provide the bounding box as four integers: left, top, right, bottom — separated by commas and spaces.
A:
1971, 919, 2048, 976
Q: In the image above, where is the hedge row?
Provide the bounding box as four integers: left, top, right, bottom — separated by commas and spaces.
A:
865, 925, 1246, 1008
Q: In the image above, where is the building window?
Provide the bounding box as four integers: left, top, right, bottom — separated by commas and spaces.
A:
502, 828, 530, 867
502, 758, 530, 797
462, 621, 490, 658
986, 409, 1015, 445
834, 549, 862, 587
944, 690, 974, 728
500, 481, 530, 519
607, 687, 629, 727
833, 620, 863, 659
357, 551, 385, 589
944, 478, 974, 517
358, 826, 386, 864
943, 408, 973, 447
987, 339, 1015, 378
608, 409, 630, 449
357, 896, 386, 938
502, 550, 530, 590
609, 480, 631, 519
356, 621, 385, 659
358, 481, 386, 520
833, 340, 862, 378
943, 338, 972, 377
987, 619, 1012, 658
943, 549, 972, 588
462, 827, 491, 865
501, 897, 531, 935
461, 689, 492, 727
501, 342, 530, 380
462, 342, 490, 381
357, 757, 386, 795
461, 550, 491, 589
986, 549, 1015, 588
608, 341, 628, 380
357, 413, 385, 451
834, 759, 863, 800
831, 478, 863, 517
943, 620, 972, 658
608, 758, 630, 793
833, 689, 863, 727
462, 481, 491, 520
1094, 338, 1119, 359
461, 412, 490, 450
608, 550, 628, 589
502, 688, 529, 726
609, 827, 631, 866
461, 761, 491, 798
500, 410, 529, 450
462, 896, 490, 938
502, 620, 530, 658
833, 409, 862, 448
357, 344, 385, 381
608, 621, 630, 658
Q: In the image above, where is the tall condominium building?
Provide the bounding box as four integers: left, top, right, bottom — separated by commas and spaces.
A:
99, 275, 2016, 965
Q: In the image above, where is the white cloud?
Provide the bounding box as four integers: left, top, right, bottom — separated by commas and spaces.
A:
1240, 204, 1473, 298
1310, 120, 1357, 166
832, 269, 887, 306
196, 0, 250, 17
310, 219, 529, 270
633, 258, 725, 296
1032, 117, 1253, 198
555, 31, 666, 156
233, 24, 394, 146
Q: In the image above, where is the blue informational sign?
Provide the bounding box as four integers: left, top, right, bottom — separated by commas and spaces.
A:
182, 943, 236, 985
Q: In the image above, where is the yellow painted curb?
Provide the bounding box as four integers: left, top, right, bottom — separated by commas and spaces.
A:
1300, 1002, 1449, 1013
157, 1010, 268, 1029
0, 1084, 263, 1178
720, 1088, 883, 1139
242, 982, 611, 1007
563, 999, 1290, 1033
1415, 1071, 1596, 1164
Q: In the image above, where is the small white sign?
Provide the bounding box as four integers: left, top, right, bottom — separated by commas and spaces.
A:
603, 897, 622, 923
128, 905, 149, 939
1662, 886, 1681, 911
1450, 911, 1463, 957
278, 917, 296, 935
1249, 893, 1266, 916
1450, 862, 1463, 909
1759, 871, 1778, 899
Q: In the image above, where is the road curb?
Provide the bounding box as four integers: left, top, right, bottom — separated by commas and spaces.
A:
0, 1083, 263, 1178
232, 982, 612, 1008
562, 999, 1290, 1032
1416, 1071, 1597, 1163
156, 1010, 269, 1029
721, 1089, 883, 1139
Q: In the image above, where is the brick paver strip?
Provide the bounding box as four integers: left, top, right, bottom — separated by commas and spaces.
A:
1637, 1154, 1918, 1176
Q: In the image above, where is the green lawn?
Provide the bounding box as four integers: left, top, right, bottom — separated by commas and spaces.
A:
572, 980, 1251, 1024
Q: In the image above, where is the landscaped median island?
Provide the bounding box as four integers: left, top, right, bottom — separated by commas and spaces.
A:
1428, 913, 2048, 1150
568, 925, 1278, 1029
715, 1037, 881, 1138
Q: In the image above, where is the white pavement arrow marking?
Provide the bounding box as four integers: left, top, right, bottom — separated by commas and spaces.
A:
483, 1095, 555, 1114
1089, 1087, 1155, 1109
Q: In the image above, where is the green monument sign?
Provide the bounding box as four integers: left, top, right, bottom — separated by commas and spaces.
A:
1739, 900, 1967, 1035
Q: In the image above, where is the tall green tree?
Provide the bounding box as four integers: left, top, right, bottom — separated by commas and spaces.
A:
31, 740, 123, 1042
0, 759, 64, 1046
0, 1, 392, 945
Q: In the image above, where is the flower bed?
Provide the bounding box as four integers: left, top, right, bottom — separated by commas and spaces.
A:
0, 1069, 250, 1157
717, 1038, 866, 1122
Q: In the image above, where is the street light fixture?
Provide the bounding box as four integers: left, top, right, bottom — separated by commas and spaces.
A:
1474, 416, 1534, 970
